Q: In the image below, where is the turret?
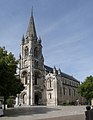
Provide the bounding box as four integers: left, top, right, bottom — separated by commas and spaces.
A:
38, 36, 42, 44
53, 66, 57, 75
58, 68, 61, 75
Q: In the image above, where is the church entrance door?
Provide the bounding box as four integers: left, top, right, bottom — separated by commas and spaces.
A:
23, 93, 27, 104
35, 94, 39, 105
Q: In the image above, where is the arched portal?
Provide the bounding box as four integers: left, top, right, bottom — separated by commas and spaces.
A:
21, 92, 27, 105
35, 93, 39, 105
23, 93, 27, 104
34, 92, 42, 105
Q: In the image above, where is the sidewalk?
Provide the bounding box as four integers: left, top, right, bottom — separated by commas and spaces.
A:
38, 114, 85, 120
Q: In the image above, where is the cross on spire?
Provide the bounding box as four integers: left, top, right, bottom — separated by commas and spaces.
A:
31, 6, 33, 17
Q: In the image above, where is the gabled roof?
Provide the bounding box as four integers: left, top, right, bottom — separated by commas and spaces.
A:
44, 65, 79, 83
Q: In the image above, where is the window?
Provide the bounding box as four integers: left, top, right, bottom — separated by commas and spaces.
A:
73, 89, 75, 96
25, 46, 29, 57
25, 76, 27, 85
34, 60, 38, 67
69, 88, 71, 96
22, 71, 28, 85
70, 81, 71, 85
35, 74, 37, 85
49, 80, 51, 88
47, 79, 52, 88
63, 87, 66, 95
49, 93, 52, 99
34, 47, 38, 58
64, 79, 66, 84
34, 72, 40, 85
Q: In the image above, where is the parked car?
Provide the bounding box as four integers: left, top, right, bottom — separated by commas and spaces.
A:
0, 101, 4, 116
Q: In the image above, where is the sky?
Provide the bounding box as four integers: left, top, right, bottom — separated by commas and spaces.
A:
0, 0, 93, 82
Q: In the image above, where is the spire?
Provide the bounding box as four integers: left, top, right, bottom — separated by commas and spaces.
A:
26, 8, 37, 39
38, 36, 41, 44
58, 68, 61, 75
53, 66, 57, 75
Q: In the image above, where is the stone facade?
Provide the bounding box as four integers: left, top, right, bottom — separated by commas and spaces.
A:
16, 11, 80, 106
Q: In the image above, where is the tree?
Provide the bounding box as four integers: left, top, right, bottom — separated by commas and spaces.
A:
78, 76, 93, 104
0, 47, 24, 109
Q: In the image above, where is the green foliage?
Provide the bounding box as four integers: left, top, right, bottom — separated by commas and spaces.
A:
78, 76, 93, 101
0, 47, 24, 109
6, 97, 14, 108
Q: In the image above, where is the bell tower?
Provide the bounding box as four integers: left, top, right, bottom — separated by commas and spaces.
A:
18, 10, 45, 105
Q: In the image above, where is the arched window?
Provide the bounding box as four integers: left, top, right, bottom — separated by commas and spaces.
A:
34, 72, 40, 85
35, 73, 37, 85
34, 47, 38, 58
23, 93, 27, 104
47, 78, 52, 88
25, 46, 29, 57
49, 93, 52, 99
49, 80, 51, 88
73, 89, 75, 96
69, 88, 71, 96
25, 75, 27, 85
63, 87, 66, 95
22, 71, 28, 85
34, 60, 38, 67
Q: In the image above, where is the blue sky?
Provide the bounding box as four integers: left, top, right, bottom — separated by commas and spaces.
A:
0, 0, 93, 81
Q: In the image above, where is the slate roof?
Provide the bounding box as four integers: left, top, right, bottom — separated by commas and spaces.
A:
44, 65, 53, 73
44, 65, 79, 83
26, 9, 37, 38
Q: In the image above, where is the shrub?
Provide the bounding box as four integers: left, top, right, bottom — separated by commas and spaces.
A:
6, 97, 14, 108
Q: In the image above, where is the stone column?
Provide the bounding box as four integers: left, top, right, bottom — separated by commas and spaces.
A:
54, 77, 58, 106
27, 85, 30, 105
15, 94, 19, 106
27, 72, 30, 105
30, 72, 34, 105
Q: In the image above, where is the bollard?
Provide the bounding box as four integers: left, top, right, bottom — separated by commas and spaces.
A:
85, 106, 93, 120
0, 101, 4, 117
85, 106, 91, 120
89, 108, 93, 120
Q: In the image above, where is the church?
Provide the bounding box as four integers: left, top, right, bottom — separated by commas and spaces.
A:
16, 11, 80, 106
